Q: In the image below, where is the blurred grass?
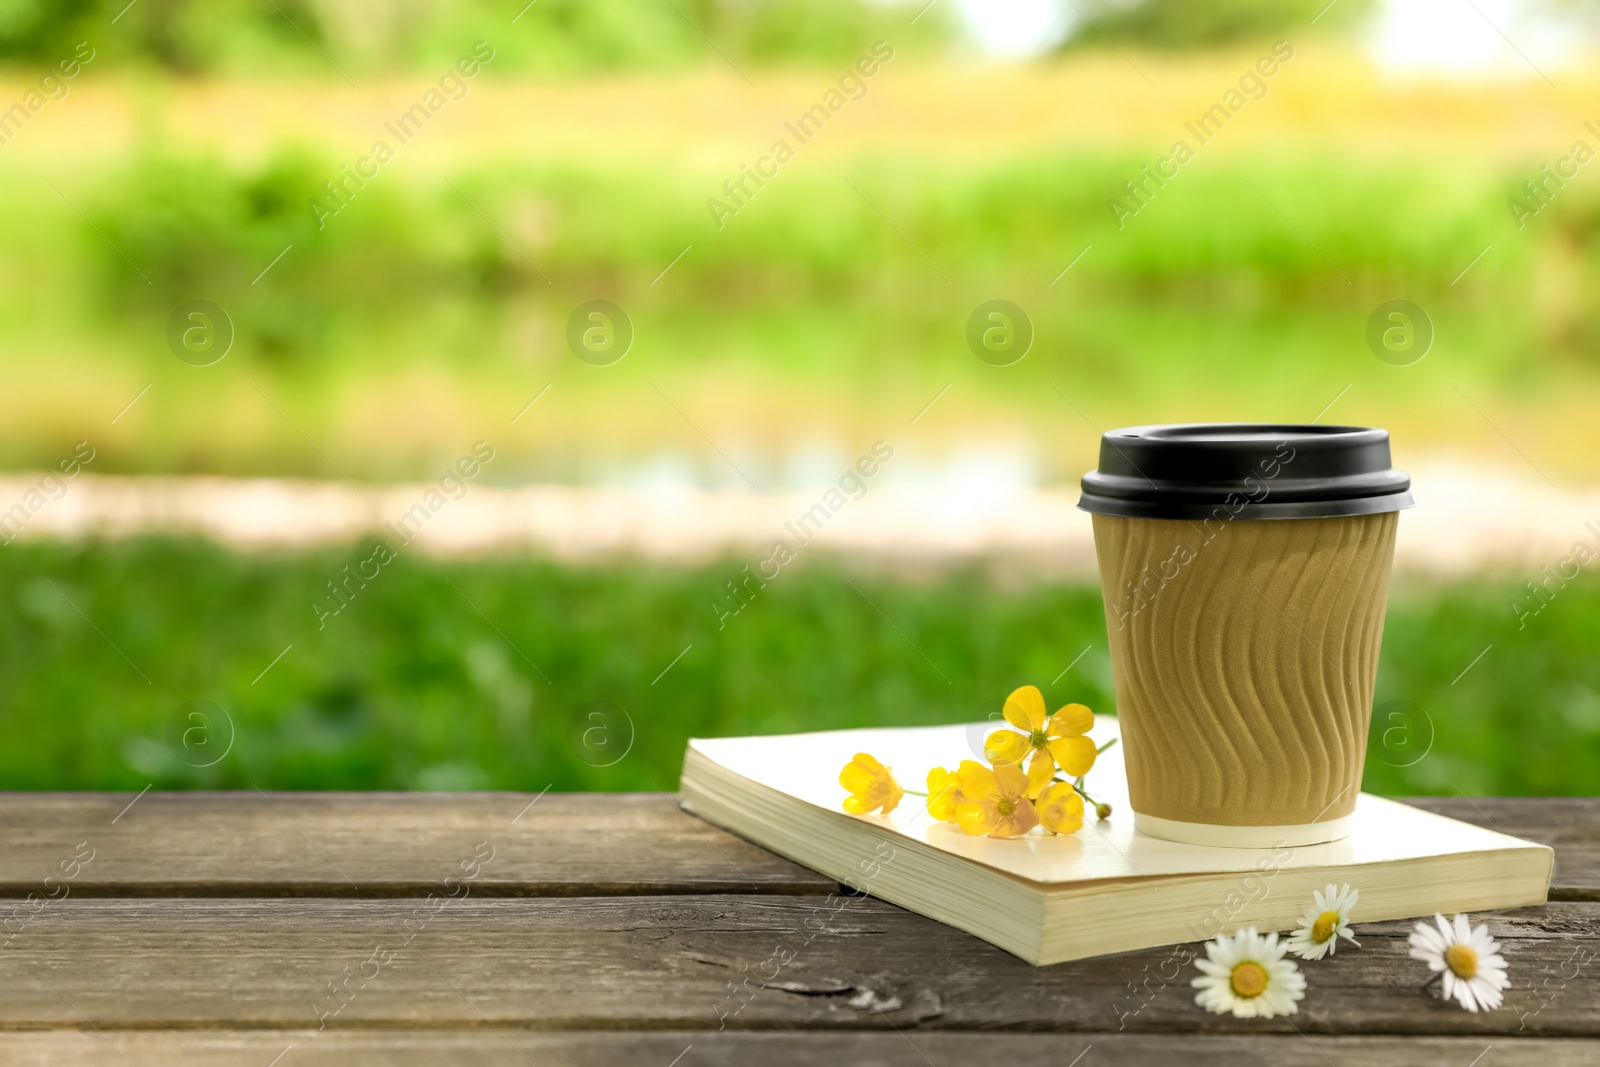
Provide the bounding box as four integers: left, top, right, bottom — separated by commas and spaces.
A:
1, 537, 1594, 795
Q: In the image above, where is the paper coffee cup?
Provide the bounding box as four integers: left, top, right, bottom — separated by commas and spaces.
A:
1078, 424, 1413, 848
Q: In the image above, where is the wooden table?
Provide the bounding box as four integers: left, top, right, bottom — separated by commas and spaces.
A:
0, 793, 1594, 1065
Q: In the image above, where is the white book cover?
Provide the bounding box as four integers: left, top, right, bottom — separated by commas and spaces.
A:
688, 717, 1540, 881
681, 717, 1554, 963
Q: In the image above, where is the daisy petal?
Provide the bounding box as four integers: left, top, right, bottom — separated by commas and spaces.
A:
1411, 923, 1446, 954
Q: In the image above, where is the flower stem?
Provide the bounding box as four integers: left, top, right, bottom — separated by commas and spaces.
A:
1065, 776, 1113, 819
903, 788, 929, 797
1041, 736, 1119, 819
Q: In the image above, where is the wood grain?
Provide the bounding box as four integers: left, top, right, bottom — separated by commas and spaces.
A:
0, 792, 834, 897
0, 793, 1592, 896
0, 897, 1594, 1035
0, 791, 1594, 1058
0, 1031, 1592, 1067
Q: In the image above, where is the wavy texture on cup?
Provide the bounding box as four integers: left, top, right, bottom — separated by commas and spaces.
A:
1092, 512, 1398, 828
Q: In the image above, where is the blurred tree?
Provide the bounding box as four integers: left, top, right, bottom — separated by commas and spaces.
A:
0, 0, 954, 74
0, 0, 326, 73
1060, 0, 1376, 49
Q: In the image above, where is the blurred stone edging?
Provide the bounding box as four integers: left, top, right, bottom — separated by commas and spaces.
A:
0, 462, 1592, 578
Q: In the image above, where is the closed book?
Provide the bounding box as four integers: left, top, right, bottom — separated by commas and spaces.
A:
678, 718, 1553, 964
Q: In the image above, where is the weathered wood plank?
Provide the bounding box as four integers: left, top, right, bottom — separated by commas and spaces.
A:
0, 897, 1594, 1035
0, 1031, 1592, 1067
0, 792, 834, 896
0, 793, 1592, 897
1404, 798, 1600, 901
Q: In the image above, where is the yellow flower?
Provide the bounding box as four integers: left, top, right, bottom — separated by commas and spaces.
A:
984, 684, 1098, 798
839, 753, 903, 816
1035, 781, 1085, 835
926, 760, 984, 823
925, 766, 958, 822
954, 761, 1039, 838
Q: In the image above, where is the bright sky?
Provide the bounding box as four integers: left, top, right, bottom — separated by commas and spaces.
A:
951, 0, 1586, 73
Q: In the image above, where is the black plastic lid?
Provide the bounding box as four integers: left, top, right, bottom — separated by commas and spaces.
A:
1078, 423, 1414, 520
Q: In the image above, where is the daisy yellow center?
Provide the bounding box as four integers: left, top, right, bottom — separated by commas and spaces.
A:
1311, 910, 1340, 943
1445, 943, 1479, 979
1028, 729, 1049, 748
1229, 961, 1269, 998
995, 796, 1016, 817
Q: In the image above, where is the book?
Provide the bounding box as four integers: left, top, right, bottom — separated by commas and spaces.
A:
678, 717, 1554, 965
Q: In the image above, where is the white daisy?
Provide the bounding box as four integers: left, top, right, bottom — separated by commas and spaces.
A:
1408, 912, 1510, 1012
1192, 927, 1307, 1018
1287, 883, 1361, 960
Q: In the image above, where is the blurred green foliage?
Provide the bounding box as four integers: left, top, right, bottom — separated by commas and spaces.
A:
0, 0, 953, 75
47, 147, 1600, 342
0, 144, 1589, 480
0, 538, 1592, 794
1065, 0, 1376, 49
57, 147, 1599, 304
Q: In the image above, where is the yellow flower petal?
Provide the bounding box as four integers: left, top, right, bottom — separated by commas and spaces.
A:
955, 801, 992, 836
1047, 735, 1099, 778
988, 800, 1039, 838
956, 760, 998, 799
839, 753, 901, 816
1035, 782, 1085, 835
853, 752, 890, 777
842, 794, 873, 815
1002, 685, 1047, 732
839, 759, 880, 795
926, 767, 963, 822
879, 777, 904, 816
1047, 702, 1094, 738
984, 729, 1029, 767
1024, 749, 1055, 799
992, 762, 1031, 799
